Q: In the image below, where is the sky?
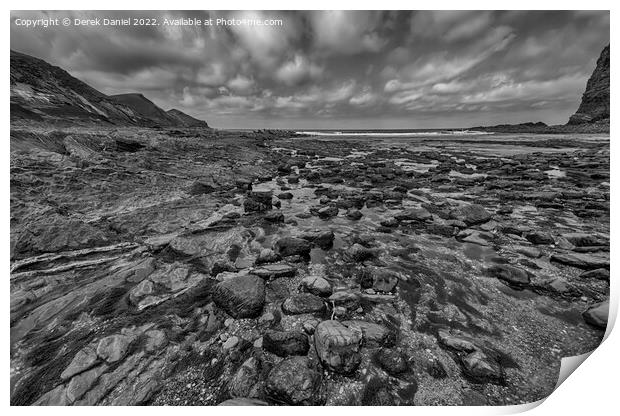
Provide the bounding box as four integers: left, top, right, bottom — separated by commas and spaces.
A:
10, 10, 610, 129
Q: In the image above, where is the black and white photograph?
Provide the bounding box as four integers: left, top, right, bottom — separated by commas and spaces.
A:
8, 8, 612, 408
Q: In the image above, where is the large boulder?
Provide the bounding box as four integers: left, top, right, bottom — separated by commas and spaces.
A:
314, 320, 362, 374
485, 264, 531, 287
375, 348, 408, 376
299, 229, 335, 249
212, 274, 265, 318
300, 275, 332, 297
60, 345, 99, 380
342, 320, 393, 347
273, 237, 312, 257
96, 334, 132, 363
262, 330, 310, 357
582, 300, 609, 329
449, 204, 492, 225
244, 190, 273, 213
265, 356, 322, 405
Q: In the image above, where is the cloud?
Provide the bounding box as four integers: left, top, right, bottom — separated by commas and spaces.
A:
275, 55, 324, 86
310, 11, 387, 55
10, 10, 610, 128
410, 11, 493, 42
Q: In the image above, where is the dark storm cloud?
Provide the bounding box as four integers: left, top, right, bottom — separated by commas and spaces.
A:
10, 10, 610, 129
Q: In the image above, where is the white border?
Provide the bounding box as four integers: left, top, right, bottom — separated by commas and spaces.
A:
3, 1, 617, 414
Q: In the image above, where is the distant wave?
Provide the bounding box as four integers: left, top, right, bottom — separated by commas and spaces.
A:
295, 130, 494, 137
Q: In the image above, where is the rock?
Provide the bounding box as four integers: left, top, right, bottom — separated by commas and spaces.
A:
346, 209, 363, 220
345, 243, 376, 262
189, 180, 217, 195
228, 357, 262, 398
460, 351, 503, 383
427, 358, 448, 379
244, 190, 273, 213
375, 348, 408, 376
580, 268, 610, 281
129, 280, 154, 305
550, 252, 610, 270
278, 192, 293, 200
515, 246, 542, 258
66, 364, 108, 403
370, 268, 398, 293
264, 211, 284, 223
568, 44, 609, 124
300, 275, 332, 297
263, 330, 310, 357
328, 291, 361, 311
223, 336, 239, 350
299, 229, 335, 249
437, 329, 477, 352
583, 300, 609, 329
449, 204, 492, 225
314, 320, 362, 374
460, 230, 493, 246
96, 334, 132, 363
563, 232, 608, 247
144, 329, 167, 353
256, 248, 280, 264
212, 274, 266, 318
211, 260, 236, 277
394, 208, 432, 222
265, 356, 322, 405
219, 398, 268, 406
318, 205, 339, 219
258, 312, 276, 327
61, 345, 99, 380
302, 318, 320, 334
282, 293, 325, 315
33, 385, 69, 406
380, 217, 399, 227
252, 263, 296, 280
361, 379, 397, 405
485, 264, 531, 287
525, 231, 555, 245
343, 320, 393, 347
273, 237, 312, 257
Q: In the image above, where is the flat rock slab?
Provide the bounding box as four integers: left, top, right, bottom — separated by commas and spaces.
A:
551, 252, 610, 270
252, 263, 297, 279
282, 293, 325, 315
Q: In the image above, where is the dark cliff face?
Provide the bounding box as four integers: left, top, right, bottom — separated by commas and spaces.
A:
568, 45, 610, 125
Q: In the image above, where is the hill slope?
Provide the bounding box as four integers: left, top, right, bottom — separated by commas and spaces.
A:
10, 50, 209, 128
166, 109, 210, 127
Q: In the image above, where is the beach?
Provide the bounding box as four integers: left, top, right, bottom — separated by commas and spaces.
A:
10, 127, 609, 405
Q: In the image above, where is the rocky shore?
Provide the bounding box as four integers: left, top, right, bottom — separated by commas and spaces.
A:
10, 126, 609, 406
